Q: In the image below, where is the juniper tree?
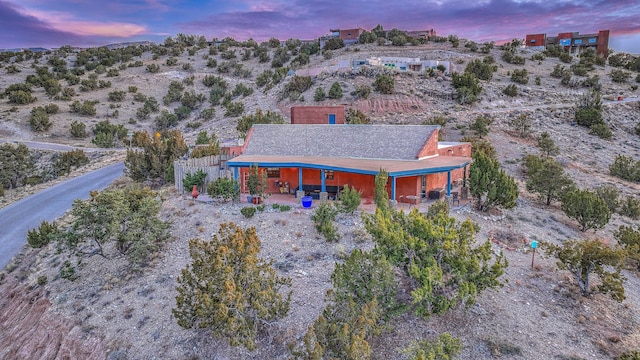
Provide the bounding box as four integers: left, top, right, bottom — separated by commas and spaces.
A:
544, 239, 626, 301
173, 223, 291, 351
537, 131, 559, 157
525, 155, 576, 206
561, 189, 611, 232
468, 151, 518, 212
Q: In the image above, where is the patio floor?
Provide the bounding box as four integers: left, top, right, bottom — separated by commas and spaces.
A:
239, 190, 472, 213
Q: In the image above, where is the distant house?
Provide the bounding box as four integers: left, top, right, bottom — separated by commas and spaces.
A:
290, 106, 345, 124
227, 124, 471, 203
525, 30, 610, 57
364, 57, 451, 74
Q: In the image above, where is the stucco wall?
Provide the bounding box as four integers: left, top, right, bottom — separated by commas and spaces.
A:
290, 106, 345, 124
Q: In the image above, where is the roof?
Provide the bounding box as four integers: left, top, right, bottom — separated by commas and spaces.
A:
227, 154, 471, 177
243, 124, 439, 160
228, 124, 471, 177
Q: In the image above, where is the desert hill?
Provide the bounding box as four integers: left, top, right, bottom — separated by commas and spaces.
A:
1, 36, 640, 359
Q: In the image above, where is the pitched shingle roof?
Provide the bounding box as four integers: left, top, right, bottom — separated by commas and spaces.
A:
244, 124, 439, 160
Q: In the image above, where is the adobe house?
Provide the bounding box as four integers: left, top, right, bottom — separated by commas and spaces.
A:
227, 124, 471, 204
290, 105, 345, 124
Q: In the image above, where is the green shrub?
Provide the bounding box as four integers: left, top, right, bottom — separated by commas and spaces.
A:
339, 185, 361, 213
59, 260, 78, 281
323, 37, 344, 50
29, 109, 52, 132
589, 123, 612, 139
279, 205, 292, 211
54, 149, 90, 175
146, 64, 160, 73
224, 101, 244, 117
207, 177, 239, 202
609, 155, 640, 182
44, 103, 59, 114
510, 69, 529, 84
352, 84, 371, 99
311, 202, 339, 241
27, 220, 60, 248
108, 90, 126, 102
611, 69, 631, 83
559, 52, 573, 63
183, 169, 207, 192
328, 82, 343, 99
70, 100, 98, 116
314, 87, 325, 101
373, 74, 394, 94
241, 206, 257, 218
37, 276, 47, 285
575, 107, 603, 127
503, 84, 518, 97
594, 184, 620, 213
620, 196, 640, 220
282, 76, 312, 100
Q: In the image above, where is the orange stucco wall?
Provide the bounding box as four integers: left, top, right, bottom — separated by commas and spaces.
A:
416, 128, 440, 158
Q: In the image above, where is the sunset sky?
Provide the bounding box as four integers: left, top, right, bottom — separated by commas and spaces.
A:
1, 0, 639, 53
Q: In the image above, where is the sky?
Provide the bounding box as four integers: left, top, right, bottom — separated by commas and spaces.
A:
1, 0, 640, 54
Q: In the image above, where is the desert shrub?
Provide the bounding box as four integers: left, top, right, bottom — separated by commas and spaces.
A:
352, 84, 371, 99
154, 110, 179, 130
282, 76, 312, 100
146, 64, 160, 73
551, 64, 567, 78
561, 189, 611, 231
128, 86, 138, 93
345, 108, 370, 124
241, 206, 256, 218
328, 82, 343, 99
312, 202, 339, 241
373, 74, 395, 94
232, 83, 253, 98
108, 90, 126, 102
594, 184, 620, 213
236, 109, 285, 136
43, 103, 59, 114
27, 220, 60, 248
207, 178, 239, 202
8, 90, 37, 104
323, 37, 344, 50
29, 108, 52, 132
92, 120, 127, 147
611, 69, 631, 83
503, 84, 518, 96
53, 149, 89, 175
609, 155, 640, 182
451, 72, 482, 104
402, 333, 463, 360
224, 101, 244, 117
510, 68, 529, 84
182, 169, 207, 192
559, 52, 573, 63
619, 196, 640, 220
575, 107, 603, 127
69, 100, 98, 116
313, 87, 325, 101
339, 185, 362, 213
589, 123, 612, 140
470, 115, 492, 137
465, 59, 495, 81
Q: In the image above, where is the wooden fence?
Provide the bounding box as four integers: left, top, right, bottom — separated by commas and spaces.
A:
174, 155, 233, 193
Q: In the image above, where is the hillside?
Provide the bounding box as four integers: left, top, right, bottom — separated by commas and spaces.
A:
1, 37, 640, 359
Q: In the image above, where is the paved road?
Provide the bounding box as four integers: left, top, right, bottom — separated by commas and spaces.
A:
0, 138, 127, 152
0, 162, 125, 270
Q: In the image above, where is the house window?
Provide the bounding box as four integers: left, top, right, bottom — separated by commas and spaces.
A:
325, 170, 334, 180
530, 39, 536, 43
266, 168, 280, 178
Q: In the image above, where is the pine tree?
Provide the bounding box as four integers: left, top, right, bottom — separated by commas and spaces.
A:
544, 239, 626, 301
525, 156, 576, 205
173, 223, 291, 350
561, 189, 611, 232
468, 151, 518, 212
363, 207, 507, 318
374, 169, 389, 212
328, 82, 343, 99
537, 131, 559, 157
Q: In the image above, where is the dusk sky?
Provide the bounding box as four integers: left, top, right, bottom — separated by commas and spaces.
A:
1, 0, 639, 54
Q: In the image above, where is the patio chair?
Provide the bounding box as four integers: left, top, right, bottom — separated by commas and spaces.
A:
451, 192, 460, 206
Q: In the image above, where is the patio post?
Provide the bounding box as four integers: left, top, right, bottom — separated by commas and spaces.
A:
298, 167, 303, 188
320, 169, 326, 192
391, 176, 396, 200
447, 171, 451, 196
